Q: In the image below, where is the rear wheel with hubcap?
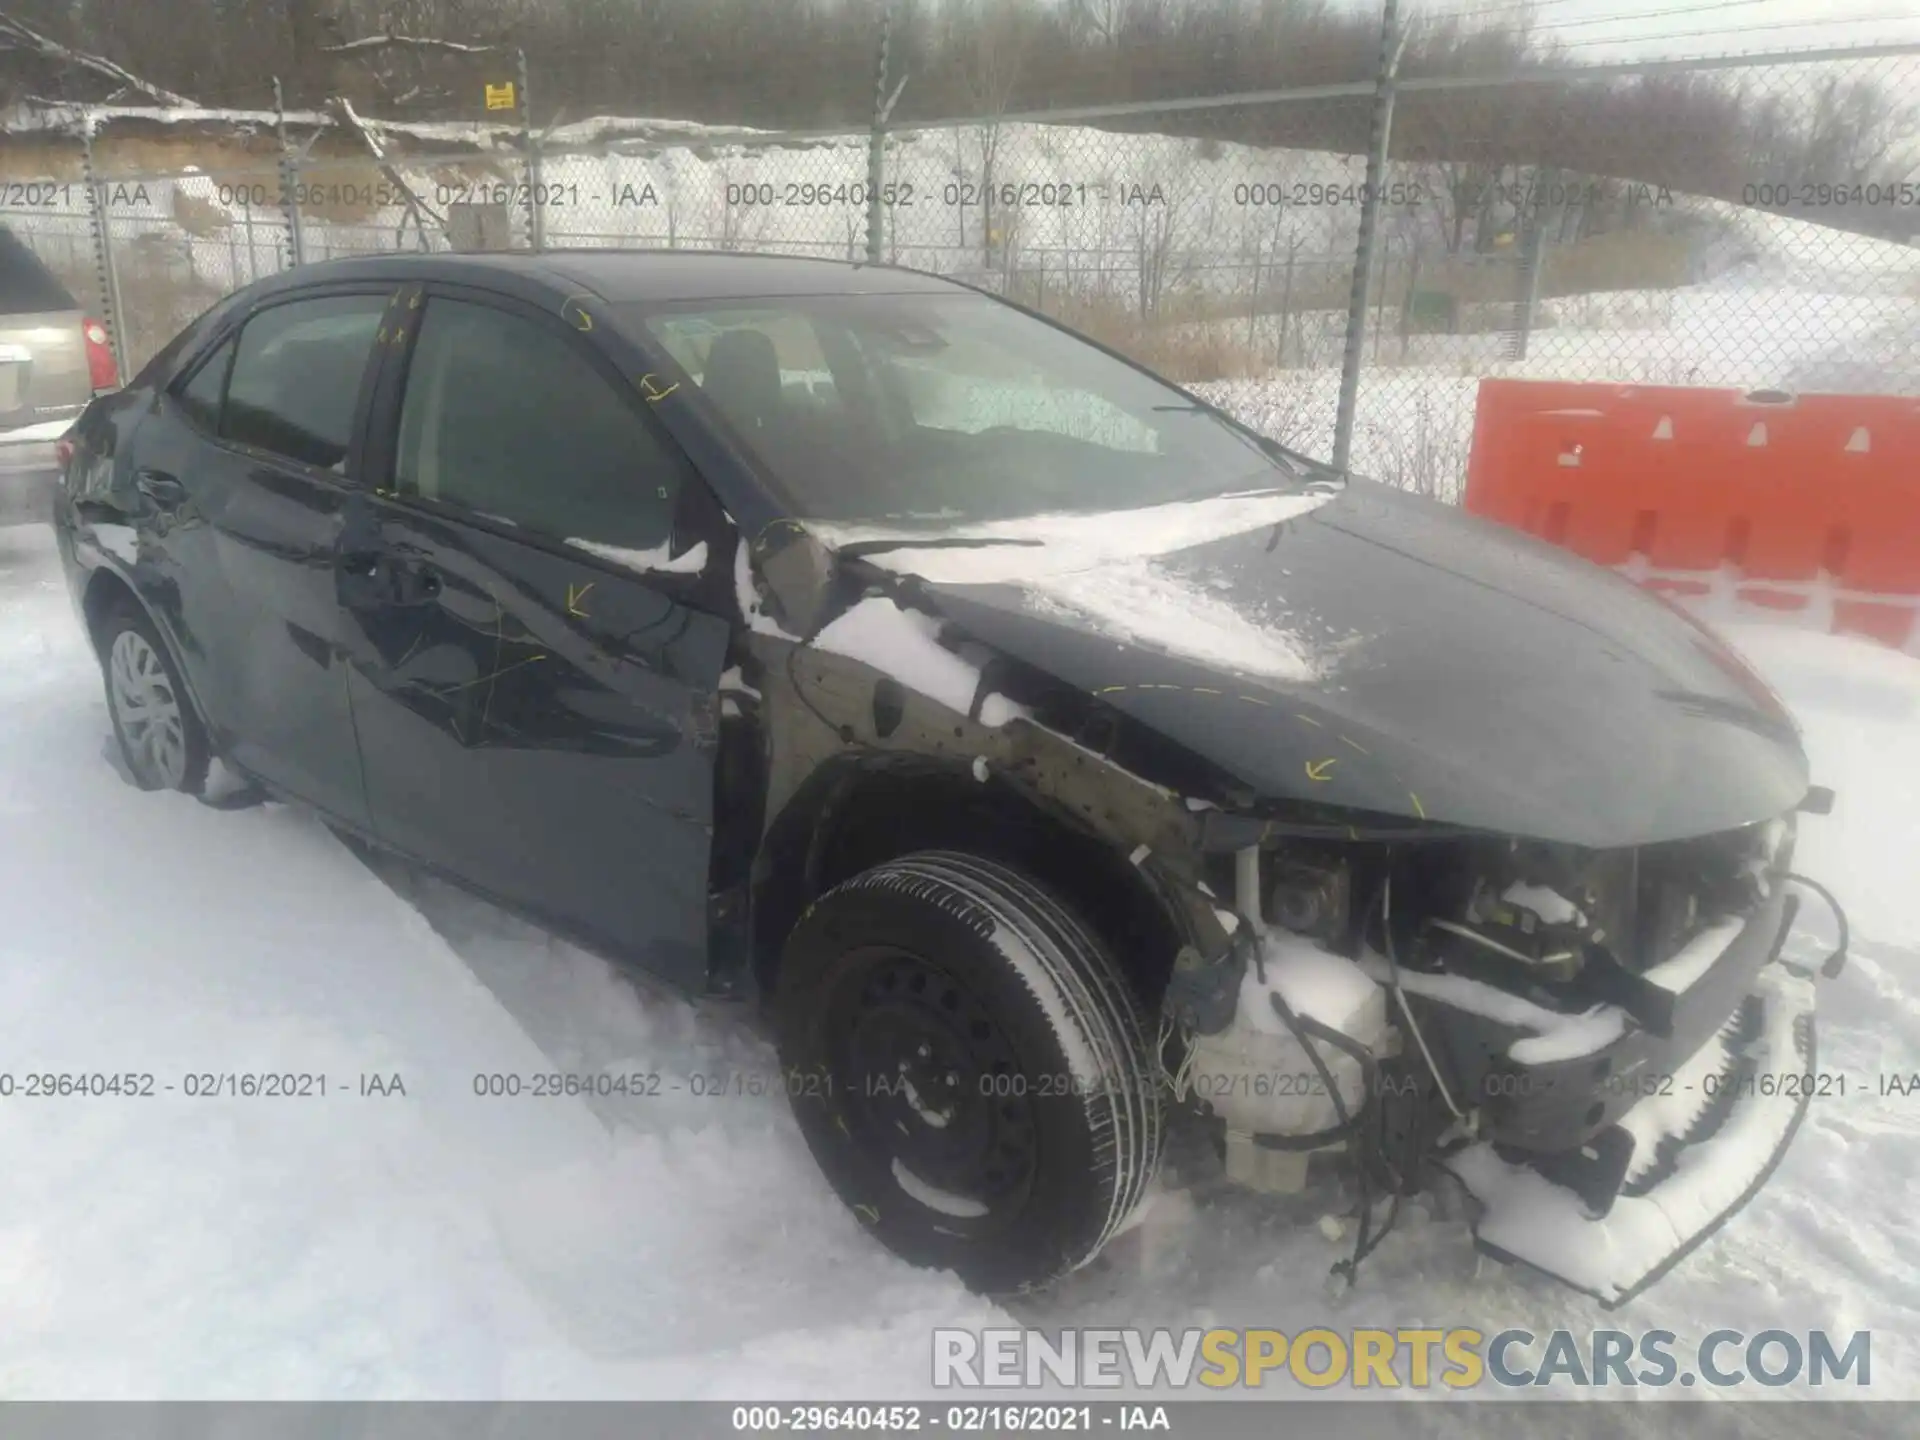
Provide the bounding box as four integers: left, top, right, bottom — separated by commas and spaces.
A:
99, 603, 209, 794
776, 850, 1164, 1293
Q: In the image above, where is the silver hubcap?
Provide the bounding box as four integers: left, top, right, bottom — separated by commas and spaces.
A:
109, 630, 188, 789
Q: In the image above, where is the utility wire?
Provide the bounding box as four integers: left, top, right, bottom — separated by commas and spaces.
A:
1554, 14, 1920, 47
1551, 11, 1920, 46
1444, 0, 1756, 20
1446, 0, 1644, 19
1525, 0, 1783, 33
1444, 0, 1917, 40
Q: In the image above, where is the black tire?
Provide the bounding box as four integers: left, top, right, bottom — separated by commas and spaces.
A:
776, 850, 1164, 1293
98, 599, 210, 795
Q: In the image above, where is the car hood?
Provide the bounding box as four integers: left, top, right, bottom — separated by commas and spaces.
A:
826, 480, 1809, 849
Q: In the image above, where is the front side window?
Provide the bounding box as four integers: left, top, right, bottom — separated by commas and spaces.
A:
635, 292, 1318, 526
222, 294, 389, 470
394, 298, 686, 550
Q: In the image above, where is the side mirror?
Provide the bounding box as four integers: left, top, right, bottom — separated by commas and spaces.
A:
753, 523, 840, 638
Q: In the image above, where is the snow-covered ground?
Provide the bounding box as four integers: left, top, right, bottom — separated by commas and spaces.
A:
3, 515, 1918, 1410
1189, 278, 1920, 499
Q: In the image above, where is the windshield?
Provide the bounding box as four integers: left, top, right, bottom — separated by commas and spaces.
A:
631, 291, 1323, 527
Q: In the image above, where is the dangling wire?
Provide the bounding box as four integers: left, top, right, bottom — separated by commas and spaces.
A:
1381, 870, 1467, 1123
1785, 872, 1849, 978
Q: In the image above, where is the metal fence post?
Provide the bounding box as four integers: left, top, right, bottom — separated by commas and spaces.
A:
1331, 0, 1403, 474
1511, 165, 1557, 360
274, 77, 306, 268
78, 111, 129, 381
519, 50, 545, 251
865, 2, 896, 266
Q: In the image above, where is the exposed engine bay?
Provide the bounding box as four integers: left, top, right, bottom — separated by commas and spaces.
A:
1160, 814, 1843, 1304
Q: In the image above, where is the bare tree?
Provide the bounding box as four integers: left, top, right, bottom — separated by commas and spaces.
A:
952, 0, 1034, 271
0, 5, 194, 104
287, 0, 349, 105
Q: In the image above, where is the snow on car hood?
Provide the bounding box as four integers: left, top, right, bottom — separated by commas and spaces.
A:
816, 480, 1811, 850
809, 489, 1334, 685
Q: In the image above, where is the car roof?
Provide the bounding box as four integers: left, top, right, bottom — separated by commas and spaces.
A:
258, 248, 970, 305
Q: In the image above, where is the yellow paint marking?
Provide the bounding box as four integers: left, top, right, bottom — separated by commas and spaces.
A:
1339, 734, 1370, 755
446, 653, 547, 693
1294, 713, 1323, 728
559, 295, 596, 332
567, 581, 594, 618
1409, 791, 1428, 818
638, 373, 680, 402
1305, 758, 1338, 782
1191, 686, 1223, 696
1095, 685, 1129, 696
854, 1203, 880, 1225
1236, 695, 1272, 708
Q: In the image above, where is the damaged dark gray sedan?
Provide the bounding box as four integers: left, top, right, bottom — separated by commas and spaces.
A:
51, 250, 1845, 1305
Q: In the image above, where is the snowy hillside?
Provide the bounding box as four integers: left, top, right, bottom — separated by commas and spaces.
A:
6, 110, 1917, 355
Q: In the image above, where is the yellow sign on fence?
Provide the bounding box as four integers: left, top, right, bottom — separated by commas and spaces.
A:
484, 82, 517, 112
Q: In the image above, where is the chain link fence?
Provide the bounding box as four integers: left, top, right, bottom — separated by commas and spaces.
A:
3, 27, 1916, 503
1323, 43, 1920, 497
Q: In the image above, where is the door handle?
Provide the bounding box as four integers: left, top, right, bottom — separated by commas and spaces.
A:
394, 565, 442, 605
336, 550, 442, 610
336, 549, 389, 612
135, 468, 187, 509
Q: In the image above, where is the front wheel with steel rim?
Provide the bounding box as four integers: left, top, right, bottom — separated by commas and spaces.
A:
100, 604, 209, 794
776, 850, 1164, 1294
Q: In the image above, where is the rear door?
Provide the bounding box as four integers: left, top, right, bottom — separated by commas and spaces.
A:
341, 285, 730, 985
125, 286, 396, 828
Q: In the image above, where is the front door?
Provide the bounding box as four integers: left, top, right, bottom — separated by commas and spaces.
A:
340, 288, 730, 987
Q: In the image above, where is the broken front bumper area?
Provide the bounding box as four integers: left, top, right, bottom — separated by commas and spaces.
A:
1441, 886, 1831, 1308
1450, 965, 1815, 1307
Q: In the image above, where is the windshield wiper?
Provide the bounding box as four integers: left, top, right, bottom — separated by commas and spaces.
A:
836, 536, 1048, 560
1151, 396, 1329, 479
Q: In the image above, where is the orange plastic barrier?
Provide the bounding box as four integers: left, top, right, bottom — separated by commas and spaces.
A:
1463, 379, 1920, 651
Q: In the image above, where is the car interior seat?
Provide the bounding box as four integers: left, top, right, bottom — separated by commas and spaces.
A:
699, 329, 786, 447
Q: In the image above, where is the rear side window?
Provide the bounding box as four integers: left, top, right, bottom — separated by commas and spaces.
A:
174, 338, 234, 433
0, 227, 76, 314
223, 294, 389, 471
393, 297, 687, 549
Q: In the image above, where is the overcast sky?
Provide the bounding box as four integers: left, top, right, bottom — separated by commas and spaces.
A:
1411, 0, 1920, 61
